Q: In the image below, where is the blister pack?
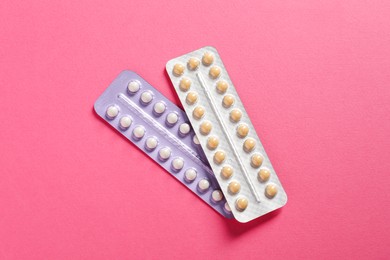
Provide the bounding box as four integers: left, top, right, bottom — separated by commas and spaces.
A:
94, 70, 232, 218
166, 47, 287, 222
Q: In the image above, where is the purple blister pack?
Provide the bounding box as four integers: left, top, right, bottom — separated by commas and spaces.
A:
94, 70, 232, 218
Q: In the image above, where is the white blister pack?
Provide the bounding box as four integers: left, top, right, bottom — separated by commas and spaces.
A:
166, 46, 287, 222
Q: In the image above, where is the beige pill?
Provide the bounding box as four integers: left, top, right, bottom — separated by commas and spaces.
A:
230, 109, 242, 123
243, 138, 256, 153
251, 154, 264, 168
193, 106, 205, 120
265, 184, 278, 198
221, 166, 233, 179
202, 52, 214, 66
209, 66, 221, 79
258, 168, 271, 183
222, 95, 235, 108
173, 63, 185, 76
187, 58, 200, 70
207, 136, 219, 150
235, 197, 248, 212
199, 121, 212, 135
228, 181, 241, 195
179, 78, 191, 92
216, 80, 228, 94
237, 124, 249, 138
213, 151, 226, 165
186, 92, 198, 105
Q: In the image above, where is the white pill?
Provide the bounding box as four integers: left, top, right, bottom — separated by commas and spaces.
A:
106, 105, 119, 119
166, 112, 178, 125
133, 126, 145, 139
179, 123, 190, 135
141, 91, 153, 104
127, 80, 140, 93
193, 135, 200, 145
153, 102, 166, 115
198, 179, 210, 192
224, 202, 232, 213
159, 147, 171, 160
119, 116, 132, 129
146, 137, 158, 150
212, 190, 223, 202
184, 169, 197, 182
172, 157, 184, 171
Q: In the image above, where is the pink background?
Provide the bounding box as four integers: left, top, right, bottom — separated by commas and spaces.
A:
1, 0, 389, 259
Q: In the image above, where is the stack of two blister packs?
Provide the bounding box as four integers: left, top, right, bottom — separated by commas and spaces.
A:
94, 47, 287, 223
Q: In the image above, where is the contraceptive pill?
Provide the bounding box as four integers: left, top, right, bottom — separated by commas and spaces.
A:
166, 46, 287, 222
159, 147, 171, 160
146, 137, 158, 150
198, 179, 210, 192
119, 116, 133, 129
94, 70, 232, 218
133, 125, 145, 139
184, 168, 197, 182
106, 105, 119, 119
211, 190, 223, 202
179, 123, 191, 136
127, 80, 140, 94
166, 112, 179, 125
153, 102, 166, 115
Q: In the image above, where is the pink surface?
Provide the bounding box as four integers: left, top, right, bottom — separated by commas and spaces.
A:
1, 0, 389, 259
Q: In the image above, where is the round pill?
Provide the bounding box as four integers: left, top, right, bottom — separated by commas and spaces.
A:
202, 52, 214, 66
192, 106, 205, 120
212, 190, 223, 202
221, 166, 233, 179
198, 179, 210, 192
236, 124, 249, 138
216, 80, 228, 94
179, 78, 191, 92
166, 112, 179, 125
159, 147, 171, 160
258, 168, 271, 183
140, 91, 153, 104
153, 102, 166, 115
187, 57, 200, 70
228, 181, 241, 195
127, 80, 140, 94
106, 105, 119, 119
265, 184, 278, 198
213, 151, 226, 165
209, 66, 221, 79
230, 109, 242, 123
119, 116, 132, 129
224, 202, 232, 213
193, 135, 200, 145
133, 126, 145, 139
251, 153, 264, 168
222, 95, 235, 108
172, 157, 184, 171
179, 123, 190, 136
145, 137, 158, 150
235, 197, 248, 212
173, 63, 185, 76
199, 121, 212, 135
186, 92, 198, 105
207, 136, 219, 150
184, 168, 197, 182
243, 138, 256, 153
